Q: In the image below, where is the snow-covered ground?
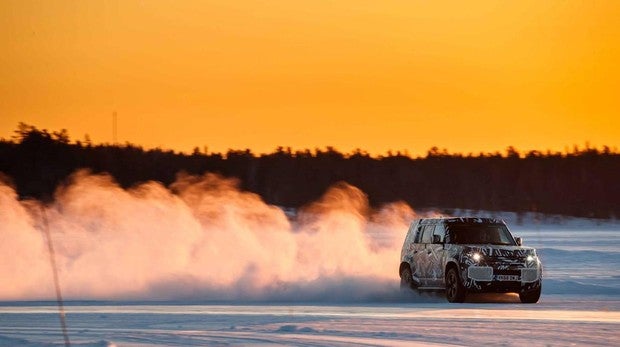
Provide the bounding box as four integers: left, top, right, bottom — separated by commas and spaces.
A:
1, 214, 618, 346
0, 298, 618, 346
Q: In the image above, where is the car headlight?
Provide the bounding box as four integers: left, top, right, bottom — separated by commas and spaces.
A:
471, 252, 482, 262
526, 255, 538, 263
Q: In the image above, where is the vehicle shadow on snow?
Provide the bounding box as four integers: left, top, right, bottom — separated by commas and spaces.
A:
463, 292, 521, 303
401, 288, 522, 304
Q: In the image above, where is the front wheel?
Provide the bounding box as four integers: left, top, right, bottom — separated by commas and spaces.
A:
519, 286, 541, 303
445, 267, 466, 303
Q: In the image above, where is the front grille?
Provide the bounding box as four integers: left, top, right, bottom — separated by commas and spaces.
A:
484, 258, 523, 267
468, 266, 493, 281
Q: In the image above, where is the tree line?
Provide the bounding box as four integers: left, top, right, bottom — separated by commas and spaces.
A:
1, 123, 618, 218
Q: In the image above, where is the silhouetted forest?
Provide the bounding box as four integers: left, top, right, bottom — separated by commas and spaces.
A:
1, 123, 618, 218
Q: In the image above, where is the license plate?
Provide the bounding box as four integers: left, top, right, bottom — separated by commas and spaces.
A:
497, 275, 520, 281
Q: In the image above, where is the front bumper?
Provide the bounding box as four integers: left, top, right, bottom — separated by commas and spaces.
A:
465, 279, 542, 293
463, 265, 542, 293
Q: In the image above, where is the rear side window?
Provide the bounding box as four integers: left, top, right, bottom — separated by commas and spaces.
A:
414, 225, 423, 243
405, 223, 418, 244
421, 225, 435, 243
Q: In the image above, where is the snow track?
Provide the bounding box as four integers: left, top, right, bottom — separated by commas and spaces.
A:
0, 297, 618, 346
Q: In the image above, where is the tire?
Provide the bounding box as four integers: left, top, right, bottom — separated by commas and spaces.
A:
445, 267, 466, 303
519, 286, 541, 303
400, 266, 414, 290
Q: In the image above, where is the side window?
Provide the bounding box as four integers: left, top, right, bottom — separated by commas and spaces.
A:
421, 225, 435, 243
414, 225, 423, 243
433, 223, 446, 243
405, 223, 417, 244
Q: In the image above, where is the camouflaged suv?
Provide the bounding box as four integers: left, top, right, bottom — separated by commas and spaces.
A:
399, 217, 542, 303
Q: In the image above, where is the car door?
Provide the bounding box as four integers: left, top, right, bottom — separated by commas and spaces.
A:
425, 222, 447, 286
418, 224, 435, 285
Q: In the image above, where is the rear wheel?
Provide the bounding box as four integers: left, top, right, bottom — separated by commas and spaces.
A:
519, 287, 541, 303
400, 266, 414, 290
445, 267, 466, 303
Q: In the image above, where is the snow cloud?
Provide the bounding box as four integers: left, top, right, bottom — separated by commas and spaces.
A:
0, 170, 425, 301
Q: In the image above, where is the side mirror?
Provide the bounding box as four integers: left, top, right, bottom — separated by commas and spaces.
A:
515, 237, 523, 246
432, 234, 442, 244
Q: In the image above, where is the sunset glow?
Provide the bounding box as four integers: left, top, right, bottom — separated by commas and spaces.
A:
2, 0, 619, 156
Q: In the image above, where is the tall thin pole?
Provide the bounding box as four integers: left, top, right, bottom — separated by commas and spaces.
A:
41, 206, 71, 347
113, 111, 117, 144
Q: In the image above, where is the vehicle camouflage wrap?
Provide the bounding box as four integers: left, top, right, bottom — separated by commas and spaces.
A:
454, 245, 542, 291
400, 217, 542, 293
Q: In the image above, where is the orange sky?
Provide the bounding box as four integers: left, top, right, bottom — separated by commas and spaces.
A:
1, 1, 619, 156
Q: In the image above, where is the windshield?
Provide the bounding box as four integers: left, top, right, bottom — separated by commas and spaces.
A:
446, 224, 516, 245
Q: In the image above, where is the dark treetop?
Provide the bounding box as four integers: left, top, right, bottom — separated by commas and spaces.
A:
1, 123, 618, 219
